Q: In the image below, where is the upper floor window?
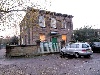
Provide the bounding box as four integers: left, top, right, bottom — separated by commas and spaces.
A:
67, 22, 71, 29
51, 18, 56, 28
61, 20, 66, 28
39, 15, 45, 27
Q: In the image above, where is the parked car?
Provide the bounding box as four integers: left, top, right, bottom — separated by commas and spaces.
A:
90, 42, 100, 52
60, 42, 93, 58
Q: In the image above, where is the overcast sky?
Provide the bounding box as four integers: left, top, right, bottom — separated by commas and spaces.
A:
0, 0, 100, 38
27, 0, 100, 29
48, 0, 100, 29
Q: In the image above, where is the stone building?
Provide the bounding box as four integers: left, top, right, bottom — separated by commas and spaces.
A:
20, 7, 73, 46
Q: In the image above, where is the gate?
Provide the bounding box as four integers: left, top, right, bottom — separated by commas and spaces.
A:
39, 42, 61, 53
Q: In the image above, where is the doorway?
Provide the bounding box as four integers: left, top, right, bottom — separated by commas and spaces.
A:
52, 37, 57, 43
52, 37, 57, 51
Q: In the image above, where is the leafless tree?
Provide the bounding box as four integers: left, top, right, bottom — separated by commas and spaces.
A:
0, 0, 51, 36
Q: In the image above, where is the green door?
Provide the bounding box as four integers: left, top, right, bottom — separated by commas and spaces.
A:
52, 37, 57, 50
52, 37, 57, 43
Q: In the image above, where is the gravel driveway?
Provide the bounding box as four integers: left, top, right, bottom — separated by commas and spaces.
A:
0, 52, 100, 75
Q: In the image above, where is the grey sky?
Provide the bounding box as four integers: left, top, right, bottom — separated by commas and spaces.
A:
0, 0, 100, 37
48, 0, 100, 29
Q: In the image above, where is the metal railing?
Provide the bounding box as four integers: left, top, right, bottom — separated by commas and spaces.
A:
39, 42, 61, 53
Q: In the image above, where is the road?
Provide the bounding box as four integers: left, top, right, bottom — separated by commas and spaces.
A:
0, 49, 6, 59
0, 51, 100, 75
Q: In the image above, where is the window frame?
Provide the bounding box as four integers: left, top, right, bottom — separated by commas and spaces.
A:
61, 20, 66, 29
51, 17, 56, 28
70, 44, 76, 48
39, 15, 45, 27
82, 44, 89, 48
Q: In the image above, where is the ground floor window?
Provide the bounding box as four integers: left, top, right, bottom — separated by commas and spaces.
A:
40, 34, 45, 42
62, 34, 67, 42
21, 37, 23, 45
61, 35, 67, 48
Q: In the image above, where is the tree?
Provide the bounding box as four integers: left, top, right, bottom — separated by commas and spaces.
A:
0, 0, 51, 46
9, 35, 19, 45
0, 0, 51, 35
73, 26, 100, 42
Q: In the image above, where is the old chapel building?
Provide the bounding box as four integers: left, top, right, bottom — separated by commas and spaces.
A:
20, 7, 73, 45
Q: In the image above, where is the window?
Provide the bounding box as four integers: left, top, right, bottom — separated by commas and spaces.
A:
76, 44, 79, 48
40, 34, 45, 42
61, 20, 66, 28
70, 44, 76, 48
70, 44, 79, 48
27, 28, 30, 44
51, 18, 56, 28
39, 15, 45, 27
66, 45, 70, 48
82, 44, 89, 48
67, 22, 71, 29
62, 35, 67, 41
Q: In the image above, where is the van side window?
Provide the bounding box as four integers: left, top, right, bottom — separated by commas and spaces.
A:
70, 44, 76, 48
82, 44, 89, 48
76, 44, 79, 48
66, 45, 70, 48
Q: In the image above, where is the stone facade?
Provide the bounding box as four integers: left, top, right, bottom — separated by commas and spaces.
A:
6, 45, 38, 57
20, 7, 73, 45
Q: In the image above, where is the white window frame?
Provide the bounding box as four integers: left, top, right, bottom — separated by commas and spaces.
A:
39, 15, 45, 27
51, 18, 56, 28
62, 20, 66, 28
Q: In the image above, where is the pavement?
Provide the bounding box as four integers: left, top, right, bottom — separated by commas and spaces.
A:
0, 49, 100, 75
0, 49, 6, 59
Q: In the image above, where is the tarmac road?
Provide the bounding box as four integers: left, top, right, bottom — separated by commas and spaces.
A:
0, 49, 6, 59
0, 50, 100, 75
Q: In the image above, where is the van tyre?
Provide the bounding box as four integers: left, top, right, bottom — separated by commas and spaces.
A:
60, 51, 65, 58
75, 53, 80, 58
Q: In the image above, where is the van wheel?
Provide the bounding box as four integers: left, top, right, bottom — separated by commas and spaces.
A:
60, 51, 65, 58
75, 53, 80, 58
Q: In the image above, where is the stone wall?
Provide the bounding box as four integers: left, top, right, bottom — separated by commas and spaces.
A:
6, 45, 38, 57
